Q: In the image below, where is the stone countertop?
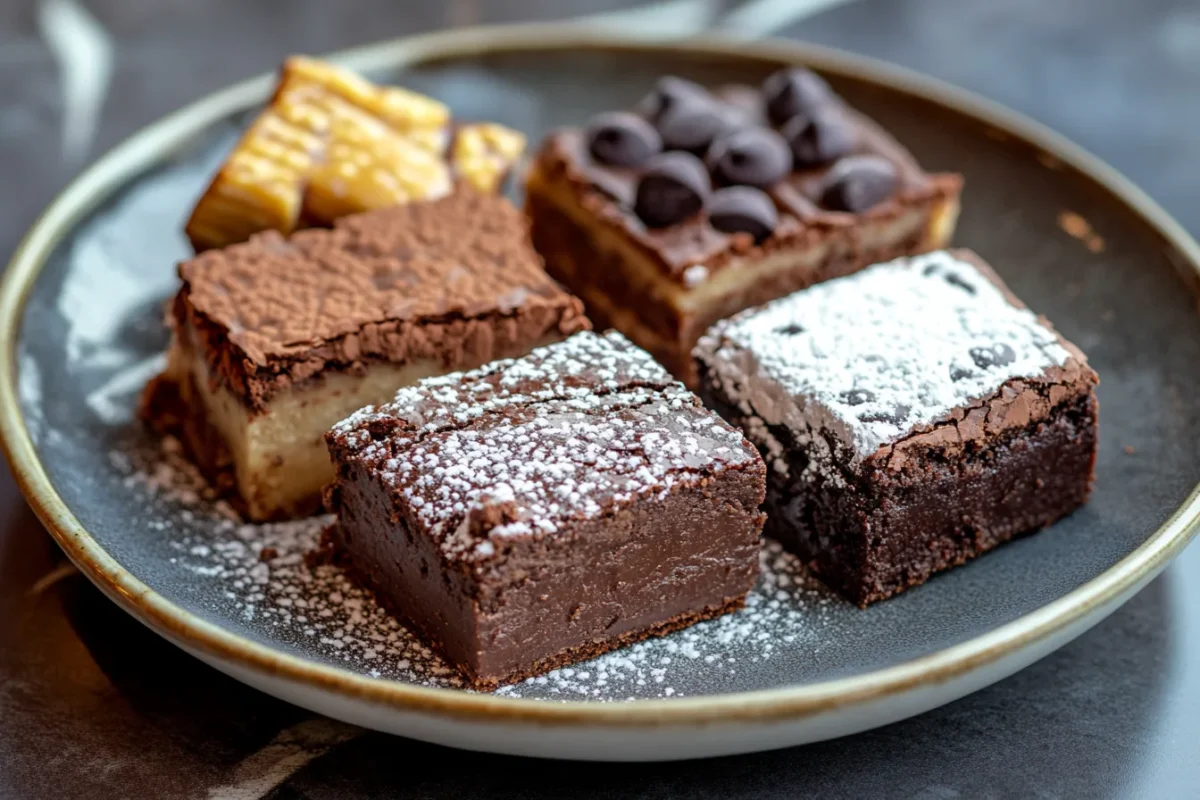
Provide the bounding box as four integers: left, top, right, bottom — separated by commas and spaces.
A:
2, 0, 1198, 797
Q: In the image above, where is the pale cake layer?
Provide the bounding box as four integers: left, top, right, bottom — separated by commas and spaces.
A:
149, 324, 559, 519
527, 166, 960, 383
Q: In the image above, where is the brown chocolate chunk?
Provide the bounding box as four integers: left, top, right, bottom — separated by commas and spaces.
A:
970, 343, 1018, 369
585, 111, 662, 167
707, 127, 793, 188
782, 107, 857, 167
820, 155, 899, 212
655, 102, 732, 155
636, 75, 710, 122
762, 66, 835, 126
634, 151, 712, 228
707, 186, 778, 242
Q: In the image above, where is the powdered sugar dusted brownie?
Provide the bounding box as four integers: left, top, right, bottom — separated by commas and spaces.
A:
325, 331, 766, 688
696, 249, 1098, 605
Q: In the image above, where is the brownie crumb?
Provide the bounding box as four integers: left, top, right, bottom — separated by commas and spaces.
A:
259, 546, 278, 562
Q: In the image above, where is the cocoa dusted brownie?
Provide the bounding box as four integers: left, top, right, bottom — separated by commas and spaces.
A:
526, 67, 964, 386
324, 331, 767, 688
695, 249, 1099, 606
142, 190, 589, 521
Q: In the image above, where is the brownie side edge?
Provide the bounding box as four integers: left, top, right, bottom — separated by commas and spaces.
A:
326, 451, 766, 688
700, 352, 1099, 605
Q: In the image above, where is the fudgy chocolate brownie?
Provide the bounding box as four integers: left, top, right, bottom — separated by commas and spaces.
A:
695, 249, 1099, 605
324, 331, 766, 688
142, 190, 588, 520
526, 67, 963, 386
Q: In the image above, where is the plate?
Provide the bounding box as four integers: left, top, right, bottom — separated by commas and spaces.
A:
2, 25, 1199, 761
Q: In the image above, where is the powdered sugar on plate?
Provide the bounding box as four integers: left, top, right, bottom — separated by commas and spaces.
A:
116, 435, 836, 700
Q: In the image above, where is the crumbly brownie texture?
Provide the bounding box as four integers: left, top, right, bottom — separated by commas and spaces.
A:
325, 331, 766, 688
695, 249, 1099, 605
526, 70, 963, 384
173, 190, 588, 412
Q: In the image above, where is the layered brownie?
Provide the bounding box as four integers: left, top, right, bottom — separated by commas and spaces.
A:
325, 331, 766, 688
186, 56, 525, 251
143, 190, 589, 520
526, 67, 963, 386
695, 249, 1099, 605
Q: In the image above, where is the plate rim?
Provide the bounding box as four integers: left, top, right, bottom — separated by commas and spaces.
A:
2, 22, 1199, 728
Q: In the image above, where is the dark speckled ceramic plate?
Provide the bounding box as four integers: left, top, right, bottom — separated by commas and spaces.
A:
2, 26, 1199, 761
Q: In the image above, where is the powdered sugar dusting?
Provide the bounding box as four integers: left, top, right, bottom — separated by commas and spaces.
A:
114, 435, 836, 699
332, 331, 756, 561
702, 251, 1072, 458
334, 330, 671, 436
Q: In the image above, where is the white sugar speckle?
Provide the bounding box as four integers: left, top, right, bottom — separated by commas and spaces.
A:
682, 264, 709, 288
699, 251, 1072, 460
332, 332, 755, 563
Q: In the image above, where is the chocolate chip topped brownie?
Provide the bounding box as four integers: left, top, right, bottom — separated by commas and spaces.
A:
526, 67, 963, 385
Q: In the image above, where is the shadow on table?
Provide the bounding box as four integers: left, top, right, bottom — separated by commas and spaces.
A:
0, 499, 310, 761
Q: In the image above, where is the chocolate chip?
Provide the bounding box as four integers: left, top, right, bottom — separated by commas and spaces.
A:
839, 388, 875, 406
943, 273, 977, 294
776, 322, 805, 336
781, 107, 857, 168
860, 404, 911, 425
950, 366, 974, 382
763, 66, 835, 125
707, 186, 778, 242
969, 343, 1017, 369
585, 111, 662, 167
656, 103, 732, 154
634, 152, 712, 228
637, 75, 710, 122
820, 155, 898, 212
707, 127, 792, 188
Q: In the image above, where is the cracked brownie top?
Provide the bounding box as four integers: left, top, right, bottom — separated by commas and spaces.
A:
695, 249, 1097, 466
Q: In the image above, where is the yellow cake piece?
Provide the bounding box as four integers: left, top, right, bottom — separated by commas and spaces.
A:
185, 57, 522, 251
452, 123, 527, 193
304, 105, 452, 221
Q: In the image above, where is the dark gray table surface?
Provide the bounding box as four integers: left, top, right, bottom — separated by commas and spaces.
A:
2, 0, 1198, 797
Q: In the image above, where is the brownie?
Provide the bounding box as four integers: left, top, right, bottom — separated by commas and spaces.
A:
526, 68, 963, 386
695, 249, 1099, 605
325, 331, 767, 688
172, 189, 587, 411
142, 189, 589, 520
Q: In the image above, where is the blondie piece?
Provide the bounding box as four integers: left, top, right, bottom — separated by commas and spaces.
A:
185, 56, 524, 251
695, 250, 1098, 605
526, 67, 963, 385
144, 191, 588, 520
325, 332, 767, 688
